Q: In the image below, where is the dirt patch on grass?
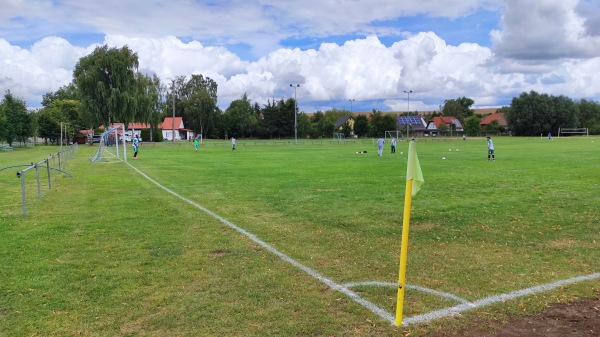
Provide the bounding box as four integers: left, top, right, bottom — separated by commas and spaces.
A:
438, 293, 600, 337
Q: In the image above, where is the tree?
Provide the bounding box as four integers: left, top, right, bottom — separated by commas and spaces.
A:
222, 93, 257, 138
442, 97, 474, 122
578, 99, 600, 134
353, 114, 369, 137
369, 110, 396, 137
36, 108, 61, 144
73, 45, 139, 128
135, 73, 165, 141
181, 75, 219, 138
464, 115, 481, 136
507, 91, 578, 136
1, 91, 32, 146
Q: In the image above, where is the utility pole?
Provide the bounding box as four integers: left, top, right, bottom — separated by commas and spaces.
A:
404, 90, 412, 138
172, 80, 176, 142
290, 84, 300, 144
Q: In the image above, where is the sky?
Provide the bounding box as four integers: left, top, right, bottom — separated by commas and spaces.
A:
1, 0, 600, 114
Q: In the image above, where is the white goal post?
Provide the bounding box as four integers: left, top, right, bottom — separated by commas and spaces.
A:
558, 128, 588, 137
385, 130, 403, 140
333, 132, 345, 141
90, 125, 127, 163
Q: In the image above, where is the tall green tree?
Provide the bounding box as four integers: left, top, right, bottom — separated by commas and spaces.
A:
353, 114, 369, 137
369, 110, 396, 137
135, 73, 165, 141
222, 93, 257, 138
442, 97, 474, 122
464, 115, 481, 136
578, 99, 600, 134
0, 91, 32, 146
507, 91, 578, 136
181, 74, 219, 138
73, 45, 139, 129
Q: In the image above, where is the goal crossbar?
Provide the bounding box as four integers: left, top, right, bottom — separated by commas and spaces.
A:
558, 128, 588, 137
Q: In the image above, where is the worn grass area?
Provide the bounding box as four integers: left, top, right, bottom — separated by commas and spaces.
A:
1, 137, 599, 336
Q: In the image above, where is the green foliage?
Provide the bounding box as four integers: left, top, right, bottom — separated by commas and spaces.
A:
442, 97, 474, 122
73, 45, 139, 128
353, 114, 369, 137
0, 90, 32, 146
507, 91, 578, 136
464, 115, 481, 136
181, 74, 219, 138
135, 73, 165, 138
578, 99, 600, 135
222, 93, 258, 138
369, 110, 396, 137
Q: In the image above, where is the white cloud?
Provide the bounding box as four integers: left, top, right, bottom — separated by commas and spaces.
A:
1, 1, 600, 112
491, 0, 600, 63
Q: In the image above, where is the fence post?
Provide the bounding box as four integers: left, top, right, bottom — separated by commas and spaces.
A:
19, 171, 27, 216
46, 158, 52, 189
35, 163, 41, 199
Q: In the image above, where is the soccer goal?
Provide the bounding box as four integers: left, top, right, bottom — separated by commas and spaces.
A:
558, 128, 588, 137
385, 130, 403, 140
333, 132, 345, 141
90, 126, 127, 163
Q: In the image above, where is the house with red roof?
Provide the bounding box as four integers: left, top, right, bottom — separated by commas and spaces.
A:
431, 116, 463, 131
160, 117, 195, 141
480, 113, 508, 131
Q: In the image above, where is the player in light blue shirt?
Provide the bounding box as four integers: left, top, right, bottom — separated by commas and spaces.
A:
377, 138, 385, 156
487, 136, 495, 161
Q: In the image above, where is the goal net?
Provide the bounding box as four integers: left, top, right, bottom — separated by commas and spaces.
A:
558, 128, 588, 137
385, 130, 402, 140
333, 132, 345, 141
90, 126, 127, 162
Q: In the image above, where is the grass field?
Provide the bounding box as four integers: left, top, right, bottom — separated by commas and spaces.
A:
1, 136, 599, 336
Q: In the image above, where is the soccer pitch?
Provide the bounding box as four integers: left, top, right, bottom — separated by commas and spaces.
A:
1, 137, 598, 336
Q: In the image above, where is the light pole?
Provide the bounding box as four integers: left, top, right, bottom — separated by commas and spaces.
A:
171, 80, 176, 142
349, 99, 355, 113
404, 90, 412, 138
290, 84, 300, 144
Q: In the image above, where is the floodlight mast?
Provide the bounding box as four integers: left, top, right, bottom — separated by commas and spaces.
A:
172, 80, 176, 142
290, 84, 300, 144
404, 90, 412, 138
349, 99, 355, 113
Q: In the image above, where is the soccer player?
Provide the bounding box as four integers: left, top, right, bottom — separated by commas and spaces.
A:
487, 136, 495, 161
231, 137, 236, 151
391, 137, 396, 154
133, 135, 140, 160
377, 137, 385, 156
193, 138, 199, 152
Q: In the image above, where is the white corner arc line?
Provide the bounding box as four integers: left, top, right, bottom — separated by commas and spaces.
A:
128, 164, 396, 324
128, 164, 600, 327
402, 272, 600, 325
342, 281, 471, 305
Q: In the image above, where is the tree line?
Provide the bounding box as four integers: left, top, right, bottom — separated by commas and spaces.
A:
2, 45, 600, 146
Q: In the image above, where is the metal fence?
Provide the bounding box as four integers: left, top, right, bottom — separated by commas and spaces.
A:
11, 144, 78, 216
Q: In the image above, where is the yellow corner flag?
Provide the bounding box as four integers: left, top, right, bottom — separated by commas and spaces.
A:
406, 141, 424, 197
395, 140, 424, 326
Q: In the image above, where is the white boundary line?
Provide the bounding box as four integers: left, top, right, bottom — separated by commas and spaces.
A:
343, 281, 472, 305
128, 163, 600, 326
403, 272, 600, 325
128, 164, 395, 323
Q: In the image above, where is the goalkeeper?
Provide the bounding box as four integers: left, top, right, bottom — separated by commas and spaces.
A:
133, 135, 140, 160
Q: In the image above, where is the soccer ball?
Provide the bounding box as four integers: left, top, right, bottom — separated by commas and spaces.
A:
442, 157, 446, 160
400, 152, 403, 155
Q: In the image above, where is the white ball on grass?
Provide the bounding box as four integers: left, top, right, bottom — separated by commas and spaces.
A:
442, 157, 446, 160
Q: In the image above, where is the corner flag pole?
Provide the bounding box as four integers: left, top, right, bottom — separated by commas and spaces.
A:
395, 141, 424, 326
